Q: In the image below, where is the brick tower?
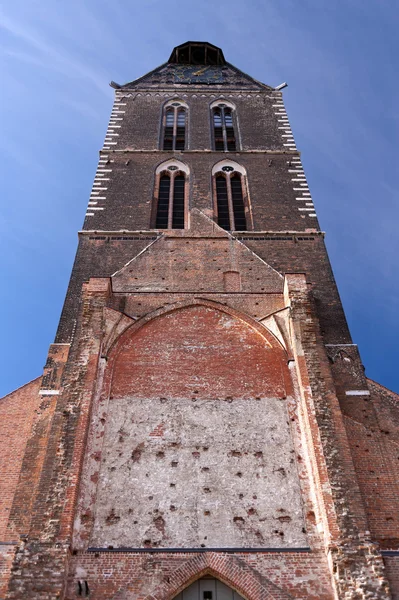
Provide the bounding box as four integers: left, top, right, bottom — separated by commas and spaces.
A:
1, 42, 399, 600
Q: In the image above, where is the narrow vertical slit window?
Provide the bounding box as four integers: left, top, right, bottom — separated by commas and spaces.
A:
154, 165, 187, 229
214, 166, 248, 231
224, 109, 236, 151
163, 110, 174, 150
212, 104, 237, 151
172, 175, 185, 228
162, 102, 186, 151
156, 174, 171, 228
216, 175, 230, 230
213, 109, 224, 151
175, 109, 186, 150
230, 173, 246, 230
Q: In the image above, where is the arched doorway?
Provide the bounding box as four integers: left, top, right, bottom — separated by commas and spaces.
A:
174, 577, 245, 600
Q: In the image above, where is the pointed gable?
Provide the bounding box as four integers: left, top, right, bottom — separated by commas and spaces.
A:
120, 41, 273, 90
112, 210, 283, 294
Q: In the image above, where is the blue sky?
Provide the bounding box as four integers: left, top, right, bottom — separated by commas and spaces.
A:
1, 0, 398, 396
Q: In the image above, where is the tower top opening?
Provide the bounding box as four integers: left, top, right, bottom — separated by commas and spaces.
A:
168, 42, 226, 66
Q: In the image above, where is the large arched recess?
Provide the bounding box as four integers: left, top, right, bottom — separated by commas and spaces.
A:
107, 300, 291, 400
90, 301, 307, 549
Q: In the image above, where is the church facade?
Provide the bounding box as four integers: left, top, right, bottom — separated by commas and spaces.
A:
1, 42, 399, 599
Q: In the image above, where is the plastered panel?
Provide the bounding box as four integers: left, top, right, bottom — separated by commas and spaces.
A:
88, 305, 305, 548
91, 394, 306, 548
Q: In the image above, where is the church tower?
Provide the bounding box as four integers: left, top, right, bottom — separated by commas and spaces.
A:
1, 42, 399, 600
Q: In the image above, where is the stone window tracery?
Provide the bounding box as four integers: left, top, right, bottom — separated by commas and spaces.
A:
153, 161, 188, 229
211, 101, 237, 152
162, 100, 187, 151
212, 162, 249, 231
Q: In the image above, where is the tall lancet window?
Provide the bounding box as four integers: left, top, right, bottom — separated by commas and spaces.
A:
153, 161, 188, 229
213, 163, 250, 231
162, 101, 187, 151
212, 102, 237, 151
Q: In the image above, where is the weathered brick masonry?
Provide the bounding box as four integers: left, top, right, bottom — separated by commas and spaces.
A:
1, 42, 398, 599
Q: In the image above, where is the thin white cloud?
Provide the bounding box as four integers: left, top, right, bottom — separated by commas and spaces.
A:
0, 10, 112, 97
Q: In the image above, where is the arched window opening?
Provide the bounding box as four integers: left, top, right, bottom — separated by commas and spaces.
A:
212, 104, 237, 151
162, 102, 187, 151
154, 163, 187, 229
214, 165, 248, 231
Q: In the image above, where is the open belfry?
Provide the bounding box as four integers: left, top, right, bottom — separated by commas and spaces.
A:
1, 41, 399, 600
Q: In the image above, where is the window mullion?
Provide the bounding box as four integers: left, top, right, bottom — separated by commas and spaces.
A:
168, 173, 175, 229
226, 174, 235, 230
172, 108, 178, 151
221, 108, 228, 152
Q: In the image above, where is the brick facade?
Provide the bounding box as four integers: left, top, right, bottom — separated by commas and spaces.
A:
1, 42, 398, 599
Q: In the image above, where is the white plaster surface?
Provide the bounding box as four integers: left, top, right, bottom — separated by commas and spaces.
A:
91, 396, 307, 548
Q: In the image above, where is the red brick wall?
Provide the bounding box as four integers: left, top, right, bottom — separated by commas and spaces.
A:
65, 550, 334, 600
384, 557, 399, 600
339, 378, 399, 548
0, 378, 41, 540
0, 546, 16, 599
0, 378, 41, 596
344, 417, 399, 546
111, 304, 291, 399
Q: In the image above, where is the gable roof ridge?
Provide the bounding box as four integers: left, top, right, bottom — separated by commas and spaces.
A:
366, 377, 399, 401
225, 62, 274, 91
230, 232, 284, 279
110, 235, 162, 278
120, 62, 169, 88
120, 61, 275, 91
190, 209, 283, 278
0, 375, 41, 401
190, 207, 231, 236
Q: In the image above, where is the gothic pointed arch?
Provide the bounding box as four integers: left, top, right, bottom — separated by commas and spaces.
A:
210, 99, 239, 152
79, 301, 308, 553
161, 98, 188, 151
104, 298, 288, 360
152, 158, 189, 229
112, 552, 294, 600
212, 160, 252, 231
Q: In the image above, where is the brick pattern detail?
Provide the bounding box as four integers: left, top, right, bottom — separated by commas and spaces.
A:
384, 557, 399, 600
0, 546, 17, 599
64, 550, 333, 600
0, 378, 41, 540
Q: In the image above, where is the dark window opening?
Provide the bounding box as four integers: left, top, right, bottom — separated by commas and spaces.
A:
168, 42, 225, 66
216, 175, 230, 230
156, 175, 171, 228
172, 175, 185, 229
191, 46, 206, 64
224, 108, 236, 151
203, 593, 213, 600
155, 171, 186, 229
162, 104, 186, 151
231, 174, 246, 230
213, 106, 237, 151
175, 109, 186, 150
215, 171, 247, 231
